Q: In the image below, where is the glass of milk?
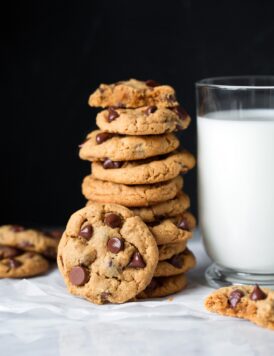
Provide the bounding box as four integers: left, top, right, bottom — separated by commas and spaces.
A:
196, 76, 274, 288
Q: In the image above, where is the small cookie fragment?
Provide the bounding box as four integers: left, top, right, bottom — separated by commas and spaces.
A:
57, 203, 159, 304
88, 79, 179, 108
204, 285, 274, 330
138, 274, 188, 299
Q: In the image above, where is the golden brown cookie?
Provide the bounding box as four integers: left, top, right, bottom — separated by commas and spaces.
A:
57, 203, 159, 304
0, 250, 49, 278
82, 175, 183, 207
131, 192, 190, 222
138, 274, 188, 299
91, 151, 195, 185
96, 106, 191, 135
205, 285, 274, 330
0, 225, 59, 259
158, 241, 187, 261
79, 130, 179, 162
148, 212, 196, 245
154, 249, 196, 277
88, 79, 178, 108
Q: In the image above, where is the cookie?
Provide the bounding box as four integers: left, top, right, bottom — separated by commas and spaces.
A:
57, 203, 159, 304
131, 192, 190, 223
88, 79, 178, 108
0, 225, 59, 259
148, 212, 196, 245
79, 130, 179, 162
158, 241, 187, 261
154, 249, 196, 277
96, 106, 191, 135
83, 175, 183, 207
138, 274, 187, 299
91, 151, 195, 185
0, 250, 49, 278
205, 285, 274, 331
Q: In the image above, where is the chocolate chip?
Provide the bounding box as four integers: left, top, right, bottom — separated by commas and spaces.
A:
250, 284, 267, 301
96, 132, 114, 144
173, 106, 188, 120
7, 258, 22, 269
177, 217, 190, 231
169, 254, 183, 268
69, 266, 89, 286
10, 225, 25, 232
145, 80, 160, 87
229, 289, 245, 308
101, 291, 110, 303
145, 278, 159, 292
145, 106, 157, 115
79, 224, 93, 240
104, 213, 122, 228
103, 159, 123, 169
107, 237, 124, 254
128, 252, 146, 268
108, 107, 119, 122
0, 246, 22, 260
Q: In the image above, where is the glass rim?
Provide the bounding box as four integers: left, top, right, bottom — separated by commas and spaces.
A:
195, 75, 274, 89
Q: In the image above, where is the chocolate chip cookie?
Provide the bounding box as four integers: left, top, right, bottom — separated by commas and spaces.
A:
0, 225, 59, 259
0, 248, 49, 278
96, 106, 191, 135
205, 285, 274, 330
79, 130, 179, 162
57, 203, 159, 304
83, 175, 183, 207
91, 151, 195, 185
88, 79, 179, 108
148, 212, 196, 245
138, 274, 188, 299
158, 241, 187, 261
154, 249, 196, 277
131, 192, 190, 222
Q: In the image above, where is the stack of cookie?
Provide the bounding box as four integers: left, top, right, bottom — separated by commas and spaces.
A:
0, 225, 60, 278
76, 79, 196, 300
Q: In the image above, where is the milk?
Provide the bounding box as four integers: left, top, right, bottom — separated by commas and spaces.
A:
198, 109, 274, 273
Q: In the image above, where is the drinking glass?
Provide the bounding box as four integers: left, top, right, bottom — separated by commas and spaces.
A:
196, 76, 274, 288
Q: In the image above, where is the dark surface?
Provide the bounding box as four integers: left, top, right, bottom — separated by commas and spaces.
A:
2, 0, 274, 225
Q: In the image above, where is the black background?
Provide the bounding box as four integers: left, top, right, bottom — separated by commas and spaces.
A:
2, 0, 274, 226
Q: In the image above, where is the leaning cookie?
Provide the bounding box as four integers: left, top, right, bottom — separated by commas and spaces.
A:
91, 151, 195, 185
96, 106, 191, 135
83, 175, 183, 207
57, 203, 159, 304
0, 250, 49, 278
79, 130, 179, 162
154, 249, 196, 277
148, 212, 196, 245
0, 225, 59, 259
88, 79, 178, 108
205, 285, 274, 330
131, 192, 190, 222
138, 274, 188, 299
